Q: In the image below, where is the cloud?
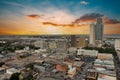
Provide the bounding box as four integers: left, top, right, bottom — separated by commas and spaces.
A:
27, 14, 42, 18
73, 13, 120, 25
74, 13, 104, 23
26, 13, 89, 27
42, 22, 73, 27
80, 1, 89, 5
26, 12, 120, 29
104, 18, 120, 24
25, 10, 77, 27
80, 13, 104, 21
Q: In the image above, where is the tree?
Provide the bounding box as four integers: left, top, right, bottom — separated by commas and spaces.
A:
82, 46, 116, 54
9, 73, 21, 80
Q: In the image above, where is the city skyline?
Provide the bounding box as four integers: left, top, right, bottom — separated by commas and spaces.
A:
0, 0, 120, 35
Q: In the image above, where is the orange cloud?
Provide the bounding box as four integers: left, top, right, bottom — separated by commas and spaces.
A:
26, 10, 76, 26
26, 13, 91, 28
42, 22, 74, 27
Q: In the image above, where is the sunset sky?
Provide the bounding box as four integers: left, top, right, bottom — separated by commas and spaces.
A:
0, 0, 120, 35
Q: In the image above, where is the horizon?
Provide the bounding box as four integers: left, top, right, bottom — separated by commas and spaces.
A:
0, 0, 120, 35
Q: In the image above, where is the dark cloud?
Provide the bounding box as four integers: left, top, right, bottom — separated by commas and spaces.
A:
105, 18, 120, 24
74, 13, 120, 25
27, 14, 41, 18
80, 13, 104, 20
74, 13, 104, 23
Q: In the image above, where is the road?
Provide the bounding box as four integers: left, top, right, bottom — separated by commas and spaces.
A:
112, 50, 120, 80
74, 62, 93, 80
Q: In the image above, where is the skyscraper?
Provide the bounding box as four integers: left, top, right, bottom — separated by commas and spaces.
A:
89, 17, 104, 46
95, 17, 104, 41
89, 23, 96, 45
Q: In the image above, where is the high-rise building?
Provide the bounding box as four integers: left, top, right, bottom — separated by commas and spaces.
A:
89, 23, 96, 45
89, 17, 104, 46
95, 17, 104, 41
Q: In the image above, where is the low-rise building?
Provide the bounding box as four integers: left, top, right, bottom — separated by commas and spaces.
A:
94, 58, 115, 76
98, 73, 116, 80
6, 68, 20, 75
115, 39, 120, 50
86, 69, 98, 80
97, 53, 113, 60
77, 49, 98, 57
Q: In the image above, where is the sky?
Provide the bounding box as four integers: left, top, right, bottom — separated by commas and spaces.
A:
0, 0, 120, 35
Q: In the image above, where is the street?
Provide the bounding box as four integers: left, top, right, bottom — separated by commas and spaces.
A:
112, 50, 120, 80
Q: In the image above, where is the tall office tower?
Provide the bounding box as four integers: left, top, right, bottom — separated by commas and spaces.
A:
95, 17, 104, 41
89, 23, 96, 45
71, 35, 76, 47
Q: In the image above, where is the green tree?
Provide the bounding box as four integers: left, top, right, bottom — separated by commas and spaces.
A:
9, 73, 21, 80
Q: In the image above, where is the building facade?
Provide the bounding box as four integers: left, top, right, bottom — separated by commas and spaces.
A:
115, 39, 120, 50
76, 37, 88, 48
95, 17, 104, 41
89, 17, 104, 46
115, 39, 120, 61
89, 23, 96, 45
71, 35, 76, 47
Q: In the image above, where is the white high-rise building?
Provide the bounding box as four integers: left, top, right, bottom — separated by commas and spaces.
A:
89, 23, 96, 45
